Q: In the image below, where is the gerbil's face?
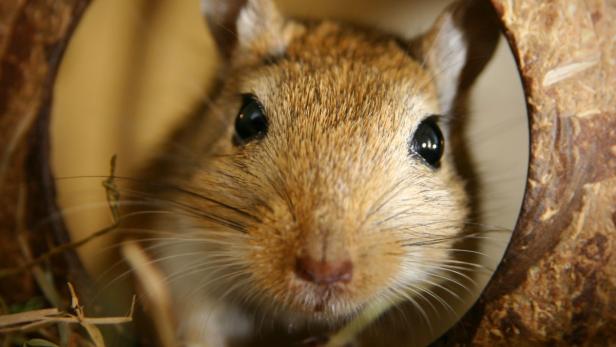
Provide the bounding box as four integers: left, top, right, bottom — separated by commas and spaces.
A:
175, 18, 471, 322
156, 0, 498, 327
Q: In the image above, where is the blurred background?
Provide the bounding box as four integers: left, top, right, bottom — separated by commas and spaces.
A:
51, 0, 528, 345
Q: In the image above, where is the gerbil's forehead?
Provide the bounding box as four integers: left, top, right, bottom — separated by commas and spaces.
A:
237, 21, 439, 135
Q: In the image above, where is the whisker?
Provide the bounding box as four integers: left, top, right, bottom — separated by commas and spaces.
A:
387, 286, 434, 334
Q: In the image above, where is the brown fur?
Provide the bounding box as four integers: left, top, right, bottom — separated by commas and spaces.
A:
128, 0, 498, 345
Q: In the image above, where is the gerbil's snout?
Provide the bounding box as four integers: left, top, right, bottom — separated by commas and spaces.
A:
293, 221, 355, 286
295, 255, 353, 285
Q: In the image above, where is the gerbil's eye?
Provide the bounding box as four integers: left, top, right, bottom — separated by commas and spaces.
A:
234, 94, 268, 145
410, 116, 444, 168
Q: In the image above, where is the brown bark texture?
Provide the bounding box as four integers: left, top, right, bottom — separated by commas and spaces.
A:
434, 0, 616, 345
0, 0, 90, 303
0, 0, 615, 346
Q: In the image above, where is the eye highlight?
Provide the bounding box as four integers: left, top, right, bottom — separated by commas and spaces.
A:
234, 94, 268, 145
410, 116, 444, 168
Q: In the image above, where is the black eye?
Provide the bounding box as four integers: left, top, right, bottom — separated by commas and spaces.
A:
234, 94, 268, 145
410, 116, 444, 168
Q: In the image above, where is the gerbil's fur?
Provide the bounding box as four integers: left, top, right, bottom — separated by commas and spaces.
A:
127, 0, 498, 345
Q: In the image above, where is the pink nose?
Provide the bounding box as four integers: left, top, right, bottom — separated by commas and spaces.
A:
295, 256, 353, 285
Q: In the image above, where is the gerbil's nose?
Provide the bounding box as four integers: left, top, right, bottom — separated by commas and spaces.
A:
295, 256, 353, 285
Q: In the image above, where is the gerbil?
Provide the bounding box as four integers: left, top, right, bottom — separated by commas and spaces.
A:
127, 0, 499, 345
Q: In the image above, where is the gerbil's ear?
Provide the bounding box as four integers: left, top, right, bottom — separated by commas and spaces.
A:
201, 0, 288, 60
412, 0, 500, 114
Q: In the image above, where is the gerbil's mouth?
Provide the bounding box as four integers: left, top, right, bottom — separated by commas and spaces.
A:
284, 280, 364, 322
305, 285, 343, 313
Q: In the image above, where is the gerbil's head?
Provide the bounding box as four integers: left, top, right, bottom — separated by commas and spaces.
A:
169, 0, 498, 323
